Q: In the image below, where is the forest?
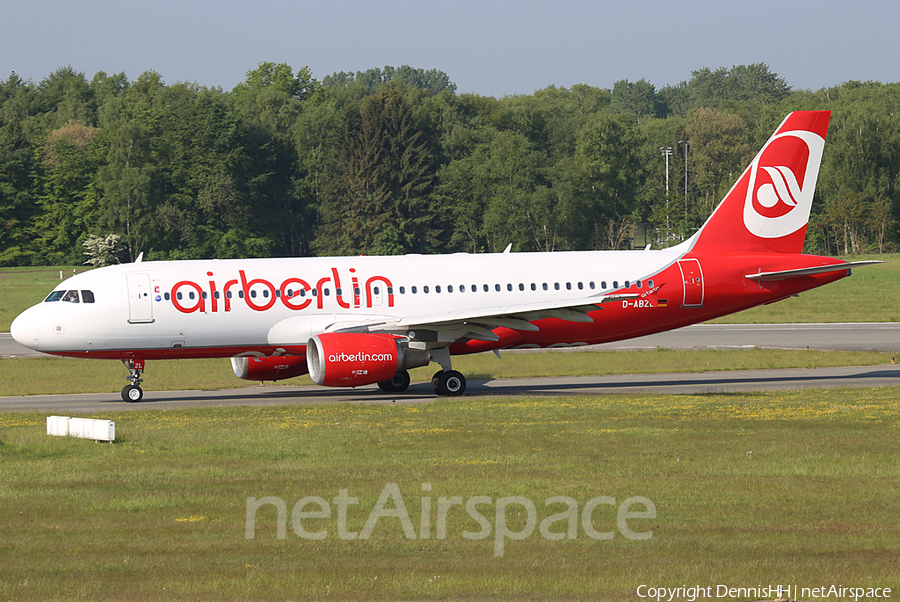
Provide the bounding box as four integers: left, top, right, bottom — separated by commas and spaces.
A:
0, 62, 897, 266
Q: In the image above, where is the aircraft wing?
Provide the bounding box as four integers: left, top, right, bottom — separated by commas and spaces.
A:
328, 291, 640, 343
744, 260, 883, 282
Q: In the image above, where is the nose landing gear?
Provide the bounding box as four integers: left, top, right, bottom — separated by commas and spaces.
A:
121, 359, 145, 402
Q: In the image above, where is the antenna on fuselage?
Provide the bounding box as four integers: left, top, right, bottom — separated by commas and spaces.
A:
502, 243, 512, 254
134, 252, 144, 263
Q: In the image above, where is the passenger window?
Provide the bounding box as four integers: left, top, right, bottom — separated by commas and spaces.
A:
613, 281, 619, 289
590, 282, 596, 290
578, 282, 583, 290
531, 283, 536, 291
423, 286, 429, 294
483, 284, 489, 292
495, 284, 501, 292
448, 285, 454, 293
81, 290, 95, 303
435, 285, 441, 293
164, 292, 171, 301
519, 283, 524, 291
249, 290, 256, 299
566, 282, 572, 290
648, 280, 654, 288
624, 281, 630, 288
412, 286, 417, 294
460, 285, 466, 293
554, 283, 560, 291
542, 283, 548, 291
399, 286, 406, 294
601, 281, 607, 289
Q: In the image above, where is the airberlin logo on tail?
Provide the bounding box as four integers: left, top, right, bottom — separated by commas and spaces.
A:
742, 129, 825, 239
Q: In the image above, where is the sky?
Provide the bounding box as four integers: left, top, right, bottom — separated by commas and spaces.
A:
2, 0, 898, 97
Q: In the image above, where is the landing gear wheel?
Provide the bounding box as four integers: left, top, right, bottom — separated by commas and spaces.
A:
378, 370, 411, 393
121, 359, 146, 402
431, 370, 466, 397
122, 385, 143, 402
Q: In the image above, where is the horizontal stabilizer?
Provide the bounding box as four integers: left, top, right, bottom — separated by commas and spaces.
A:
745, 261, 883, 282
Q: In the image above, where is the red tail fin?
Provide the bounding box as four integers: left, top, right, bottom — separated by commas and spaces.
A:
690, 111, 831, 254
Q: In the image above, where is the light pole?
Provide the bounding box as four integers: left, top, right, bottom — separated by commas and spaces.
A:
660, 146, 673, 244
678, 139, 689, 239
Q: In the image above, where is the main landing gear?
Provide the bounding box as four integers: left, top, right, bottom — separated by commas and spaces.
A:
378, 370, 411, 393
375, 369, 468, 397
376, 346, 468, 397
121, 358, 145, 402
431, 370, 466, 396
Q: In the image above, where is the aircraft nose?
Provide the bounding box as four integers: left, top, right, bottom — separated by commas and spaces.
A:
10, 308, 40, 350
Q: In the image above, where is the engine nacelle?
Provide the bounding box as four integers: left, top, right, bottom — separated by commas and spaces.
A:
231, 355, 308, 381
307, 333, 428, 387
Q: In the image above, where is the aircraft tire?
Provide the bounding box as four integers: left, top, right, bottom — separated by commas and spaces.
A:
122, 385, 143, 403
377, 370, 411, 393
431, 370, 466, 397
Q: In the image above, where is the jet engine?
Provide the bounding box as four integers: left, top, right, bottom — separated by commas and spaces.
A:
231, 355, 308, 381
306, 332, 429, 387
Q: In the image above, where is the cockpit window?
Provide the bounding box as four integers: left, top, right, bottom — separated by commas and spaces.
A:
44, 290, 84, 303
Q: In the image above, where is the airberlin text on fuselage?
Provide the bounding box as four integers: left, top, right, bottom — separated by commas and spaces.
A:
170, 268, 394, 314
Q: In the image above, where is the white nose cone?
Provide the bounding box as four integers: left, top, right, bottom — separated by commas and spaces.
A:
10, 307, 40, 351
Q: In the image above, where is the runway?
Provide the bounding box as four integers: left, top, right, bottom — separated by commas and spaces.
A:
1, 365, 898, 414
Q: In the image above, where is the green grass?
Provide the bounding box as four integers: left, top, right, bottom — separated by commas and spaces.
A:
1, 348, 897, 397
1, 255, 897, 331
708, 253, 899, 324
0, 266, 91, 331
1, 389, 898, 600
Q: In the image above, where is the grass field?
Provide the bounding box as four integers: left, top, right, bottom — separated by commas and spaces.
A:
1, 348, 897, 397
1, 389, 898, 600
1, 254, 897, 331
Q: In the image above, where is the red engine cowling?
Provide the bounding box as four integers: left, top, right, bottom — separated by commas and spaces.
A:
231, 355, 309, 381
306, 333, 401, 387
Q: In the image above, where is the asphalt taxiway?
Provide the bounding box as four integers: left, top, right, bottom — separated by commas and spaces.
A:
1, 323, 897, 413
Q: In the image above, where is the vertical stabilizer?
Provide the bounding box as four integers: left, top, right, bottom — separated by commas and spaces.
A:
690, 111, 831, 255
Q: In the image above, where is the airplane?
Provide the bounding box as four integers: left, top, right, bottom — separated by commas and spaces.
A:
10, 110, 882, 402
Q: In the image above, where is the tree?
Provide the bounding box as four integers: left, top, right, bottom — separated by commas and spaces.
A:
686, 108, 752, 218
608, 79, 664, 123
319, 89, 439, 255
